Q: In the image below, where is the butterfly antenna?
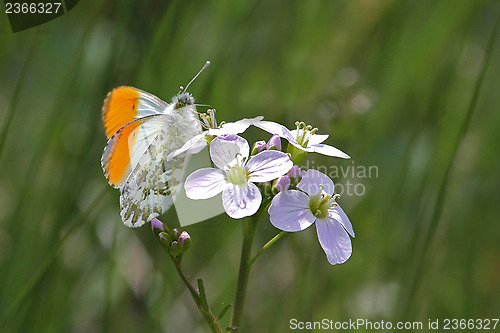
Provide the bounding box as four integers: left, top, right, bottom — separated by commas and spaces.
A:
194, 103, 215, 109
183, 61, 210, 93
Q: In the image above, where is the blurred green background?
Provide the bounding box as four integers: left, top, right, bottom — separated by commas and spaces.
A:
1, 0, 500, 332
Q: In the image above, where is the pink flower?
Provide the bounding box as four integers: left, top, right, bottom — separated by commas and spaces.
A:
254, 121, 350, 159
168, 116, 264, 158
185, 135, 293, 219
268, 169, 354, 265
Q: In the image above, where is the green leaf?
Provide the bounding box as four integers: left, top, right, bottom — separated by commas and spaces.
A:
216, 304, 232, 321
197, 278, 209, 312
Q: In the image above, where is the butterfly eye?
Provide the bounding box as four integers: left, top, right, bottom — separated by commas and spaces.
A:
175, 101, 186, 109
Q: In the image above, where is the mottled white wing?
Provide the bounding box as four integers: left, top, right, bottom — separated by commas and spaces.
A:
102, 114, 173, 188
119, 112, 202, 227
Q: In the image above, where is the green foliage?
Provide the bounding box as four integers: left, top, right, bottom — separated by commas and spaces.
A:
1, 0, 499, 332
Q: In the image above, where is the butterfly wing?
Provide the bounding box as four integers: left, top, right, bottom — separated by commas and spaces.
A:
102, 86, 169, 139
102, 114, 170, 188
102, 85, 202, 227
118, 113, 202, 227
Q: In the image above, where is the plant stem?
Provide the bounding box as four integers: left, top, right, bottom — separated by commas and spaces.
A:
249, 231, 287, 265
0, 31, 40, 162
174, 261, 223, 333
400, 13, 500, 318
229, 217, 256, 331
1, 189, 107, 330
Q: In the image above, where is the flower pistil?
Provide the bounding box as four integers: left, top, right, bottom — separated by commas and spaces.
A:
309, 188, 341, 219
225, 158, 249, 186
200, 109, 220, 129
294, 121, 318, 148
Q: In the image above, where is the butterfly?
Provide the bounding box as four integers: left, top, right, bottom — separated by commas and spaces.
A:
101, 61, 210, 227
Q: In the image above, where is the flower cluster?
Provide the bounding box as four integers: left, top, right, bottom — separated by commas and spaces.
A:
151, 218, 191, 260
185, 134, 293, 218
183, 115, 355, 265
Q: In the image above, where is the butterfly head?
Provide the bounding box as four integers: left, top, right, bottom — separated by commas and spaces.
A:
173, 61, 210, 110
172, 92, 195, 110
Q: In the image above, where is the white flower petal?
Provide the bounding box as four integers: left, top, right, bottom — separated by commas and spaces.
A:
209, 116, 264, 136
316, 217, 352, 265
253, 120, 296, 142
210, 135, 249, 169
290, 129, 329, 145
268, 190, 316, 232
287, 139, 307, 151
305, 143, 350, 159
185, 168, 226, 199
329, 204, 355, 237
297, 169, 335, 196
168, 132, 209, 159
222, 183, 262, 219
210, 141, 240, 169
307, 134, 329, 145
288, 130, 328, 146
246, 151, 293, 182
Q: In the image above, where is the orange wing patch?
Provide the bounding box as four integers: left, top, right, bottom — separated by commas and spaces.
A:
103, 121, 140, 187
103, 87, 140, 139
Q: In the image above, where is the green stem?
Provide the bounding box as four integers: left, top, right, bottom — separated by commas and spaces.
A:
229, 217, 256, 331
249, 231, 287, 265
1, 189, 107, 330
286, 144, 307, 165
400, 13, 500, 318
0, 31, 41, 162
174, 260, 223, 333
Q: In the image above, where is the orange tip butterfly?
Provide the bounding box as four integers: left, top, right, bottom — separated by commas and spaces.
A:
101, 61, 210, 227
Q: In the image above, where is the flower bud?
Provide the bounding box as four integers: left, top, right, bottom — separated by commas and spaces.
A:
287, 165, 301, 179
158, 231, 174, 252
169, 241, 182, 258
272, 176, 290, 194
167, 230, 192, 258
178, 231, 191, 252
152, 218, 174, 252
172, 228, 182, 240
151, 217, 165, 236
266, 134, 281, 151
251, 140, 266, 155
